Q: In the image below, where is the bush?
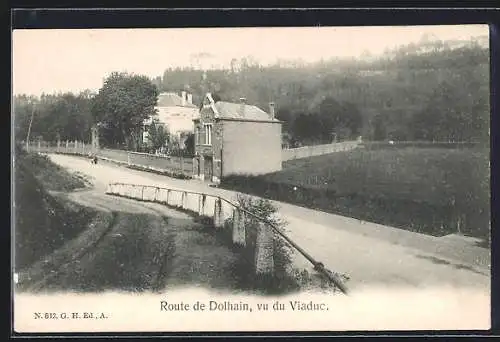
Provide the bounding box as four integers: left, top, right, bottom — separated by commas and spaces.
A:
235, 194, 292, 272
230, 194, 308, 294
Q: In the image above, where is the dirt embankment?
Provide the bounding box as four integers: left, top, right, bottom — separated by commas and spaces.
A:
13, 147, 256, 294
14, 146, 95, 270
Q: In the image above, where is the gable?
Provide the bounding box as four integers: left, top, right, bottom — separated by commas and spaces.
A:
200, 93, 220, 118
198, 105, 216, 123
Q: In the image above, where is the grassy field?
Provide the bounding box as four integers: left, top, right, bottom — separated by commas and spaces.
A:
221, 145, 490, 241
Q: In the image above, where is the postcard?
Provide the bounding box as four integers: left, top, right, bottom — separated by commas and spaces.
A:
12, 23, 491, 333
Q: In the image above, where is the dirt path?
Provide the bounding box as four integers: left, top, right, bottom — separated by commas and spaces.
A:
18, 187, 244, 295
45, 154, 490, 293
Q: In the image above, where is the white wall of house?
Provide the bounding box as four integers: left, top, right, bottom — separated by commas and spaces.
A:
221, 120, 282, 176
155, 106, 199, 136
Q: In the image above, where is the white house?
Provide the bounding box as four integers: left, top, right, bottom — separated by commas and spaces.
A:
143, 91, 199, 148
155, 91, 199, 136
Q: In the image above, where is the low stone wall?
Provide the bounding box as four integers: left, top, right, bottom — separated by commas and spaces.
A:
132, 151, 191, 174
25, 141, 193, 177
282, 141, 360, 161
105, 183, 275, 276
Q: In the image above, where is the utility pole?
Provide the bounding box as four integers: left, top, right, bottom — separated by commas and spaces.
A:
25, 103, 36, 151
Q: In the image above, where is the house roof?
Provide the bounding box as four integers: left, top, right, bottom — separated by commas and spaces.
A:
192, 93, 282, 123
157, 92, 197, 108
213, 101, 280, 122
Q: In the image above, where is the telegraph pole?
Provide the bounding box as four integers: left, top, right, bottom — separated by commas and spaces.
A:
25, 103, 35, 151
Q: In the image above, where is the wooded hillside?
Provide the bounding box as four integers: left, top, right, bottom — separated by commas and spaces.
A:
13, 36, 490, 147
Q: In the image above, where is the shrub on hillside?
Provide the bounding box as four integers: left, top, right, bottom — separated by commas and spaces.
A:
228, 194, 311, 294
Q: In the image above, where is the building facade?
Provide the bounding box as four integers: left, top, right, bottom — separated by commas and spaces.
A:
193, 93, 282, 183
143, 91, 199, 148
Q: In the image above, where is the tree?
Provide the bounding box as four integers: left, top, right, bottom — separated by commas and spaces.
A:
184, 133, 195, 155
341, 101, 363, 137
91, 72, 158, 150
372, 114, 387, 141
146, 119, 169, 152
291, 113, 323, 145
409, 80, 484, 142
13, 92, 94, 143
316, 97, 362, 142
276, 107, 293, 133
317, 97, 343, 141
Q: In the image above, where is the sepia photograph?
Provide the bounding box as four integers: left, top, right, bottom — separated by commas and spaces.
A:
12, 21, 491, 333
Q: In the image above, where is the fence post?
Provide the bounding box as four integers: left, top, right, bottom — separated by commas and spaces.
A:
37, 140, 41, 152
254, 222, 274, 275
57, 139, 61, 153
154, 187, 160, 202
214, 198, 224, 229
182, 192, 188, 210
232, 208, 246, 246
127, 152, 131, 166
198, 194, 206, 216
66, 140, 69, 153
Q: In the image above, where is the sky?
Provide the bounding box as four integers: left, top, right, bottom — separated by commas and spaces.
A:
12, 25, 488, 96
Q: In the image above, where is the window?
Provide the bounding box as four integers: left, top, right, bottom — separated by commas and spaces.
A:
203, 123, 213, 146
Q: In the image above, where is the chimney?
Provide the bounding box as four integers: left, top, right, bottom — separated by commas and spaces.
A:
239, 97, 246, 117
187, 93, 193, 104
269, 102, 275, 120
181, 91, 187, 106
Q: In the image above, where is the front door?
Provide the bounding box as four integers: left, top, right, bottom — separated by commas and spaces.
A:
204, 156, 213, 182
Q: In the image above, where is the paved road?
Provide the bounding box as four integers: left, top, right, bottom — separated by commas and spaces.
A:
47, 153, 490, 293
